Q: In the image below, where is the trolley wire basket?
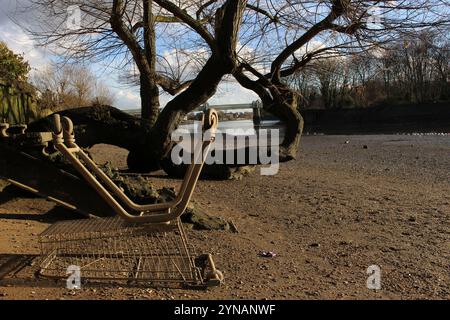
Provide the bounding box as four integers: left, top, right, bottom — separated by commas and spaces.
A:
35, 112, 223, 289
38, 217, 221, 288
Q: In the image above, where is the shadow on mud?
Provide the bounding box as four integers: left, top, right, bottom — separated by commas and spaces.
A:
0, 206, 80, 223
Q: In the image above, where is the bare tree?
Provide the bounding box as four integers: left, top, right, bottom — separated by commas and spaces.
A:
377, 32, 449, 104
287, 31, 449, 109
231, 0, 449, 159
20, 0, 219, 124
70, 66, 95, 106
20, 0, 249, 171
93, 82, 116, 106
33, 63, 115, 111
19, 0, 450, 172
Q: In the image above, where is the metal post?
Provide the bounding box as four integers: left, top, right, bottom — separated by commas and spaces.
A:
252, 100, 262, 126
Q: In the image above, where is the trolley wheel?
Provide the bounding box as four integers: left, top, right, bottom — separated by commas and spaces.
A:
206, 269, 224, 287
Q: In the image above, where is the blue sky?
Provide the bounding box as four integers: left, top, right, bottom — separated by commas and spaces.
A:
0, 0, 258, 110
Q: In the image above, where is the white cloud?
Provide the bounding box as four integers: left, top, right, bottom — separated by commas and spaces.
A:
0, 19, 50, 75
114, 89, 141, 109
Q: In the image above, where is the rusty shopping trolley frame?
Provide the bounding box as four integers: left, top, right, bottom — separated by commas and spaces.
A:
37, 110, 223, 288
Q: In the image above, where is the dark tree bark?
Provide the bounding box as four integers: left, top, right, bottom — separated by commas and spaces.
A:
234, 69, 304, 161
110, 0, 160, 124
140, 0, 160, 124
140, 73, 160, 124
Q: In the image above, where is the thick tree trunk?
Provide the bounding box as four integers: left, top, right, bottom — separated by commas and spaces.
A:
234, 70, 304, 162
263, 91, 304, 161
140, 73, 160, 124
140, 0, 160, 125
127, 56, 232, 172
111, 0, 160, 124
126, 0, 248, 172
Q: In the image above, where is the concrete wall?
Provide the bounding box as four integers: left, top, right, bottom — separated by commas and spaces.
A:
301, 103, 450, 134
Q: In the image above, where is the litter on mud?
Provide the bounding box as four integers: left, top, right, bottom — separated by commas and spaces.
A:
259, 251, 277, 258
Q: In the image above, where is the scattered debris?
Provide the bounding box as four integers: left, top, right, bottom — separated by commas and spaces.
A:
228, 219, 239, 233
228, 166, 256, 180
162, 157, 256, 180
259, 251, 277, 258
201, 164, 256, 180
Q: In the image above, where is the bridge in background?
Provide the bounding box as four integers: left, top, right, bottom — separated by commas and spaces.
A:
125, 101, 265, 125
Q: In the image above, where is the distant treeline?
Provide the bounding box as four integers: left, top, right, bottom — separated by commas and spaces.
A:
288, 33, 449, 110
33, 64, 115, 117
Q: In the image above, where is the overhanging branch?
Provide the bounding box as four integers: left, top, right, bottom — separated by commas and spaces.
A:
153, 0, 216, 51
270, 0, 348, 82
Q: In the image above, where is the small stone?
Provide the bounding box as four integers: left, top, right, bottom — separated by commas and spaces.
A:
309, 243, 321, 248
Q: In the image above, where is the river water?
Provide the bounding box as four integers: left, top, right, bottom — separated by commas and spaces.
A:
176, 120, 284, 151
179, 119, 283, 133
